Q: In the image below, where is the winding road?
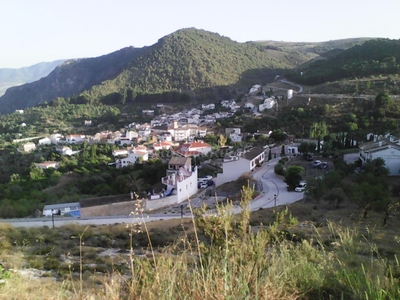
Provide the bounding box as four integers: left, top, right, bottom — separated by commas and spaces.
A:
1, 159, 304, 228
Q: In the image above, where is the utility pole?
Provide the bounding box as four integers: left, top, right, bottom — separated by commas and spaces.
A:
52, 209, 61, 229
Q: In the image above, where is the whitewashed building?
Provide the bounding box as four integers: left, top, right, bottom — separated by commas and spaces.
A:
38, 137, 52, 145
359, 138, 400, 175
35, 161, 60, 170
215, 147, 266, 186
161, 157, 198, 203
65, 134, 86, 144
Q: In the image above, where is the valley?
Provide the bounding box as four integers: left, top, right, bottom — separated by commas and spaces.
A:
0, 29, 399, 299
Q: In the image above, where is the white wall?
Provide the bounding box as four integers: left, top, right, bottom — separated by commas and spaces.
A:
176, 167, 198, 202
370, 147, 400, 176
145, 195, 180, 211
215, 158, 250, 187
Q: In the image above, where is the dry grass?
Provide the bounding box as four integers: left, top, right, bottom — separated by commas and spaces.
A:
0, 188, 399, 299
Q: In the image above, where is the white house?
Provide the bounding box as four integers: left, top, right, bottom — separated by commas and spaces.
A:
43, 202, 81, 217
215, 147, 266, 186
116, 149, 149, 168
286, 145, 299, 155
174, 141, 212, 157
21, 142, 36, 153
249, 85, 261, 94
56, 146, 73, 156
359, 139, 400, 176
112, 149, 129, 157
229, 132, 243, 143
259, 97, 276, 112
198, 127, 207, 137
116, 138, 132, 146
161, 157, 198, 203
49, 133, 63, 144
65, 134, 86, 144
38, 137, 52, 146
225, 128, 241, 135
125, 131, 138, 140
170, 126, 191, 142
244, 102, 255, 110
35, 161, 60, 170
201, 104, 215, 110
153, 142, 173, 151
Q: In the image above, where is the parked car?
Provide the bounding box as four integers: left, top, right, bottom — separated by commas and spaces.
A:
204, 175, 213, 181
304, 154, 313, 161
199, 182, 208, 189
295, 182, 307, 192
320, 162, 328, 169
312, 160, 321, 168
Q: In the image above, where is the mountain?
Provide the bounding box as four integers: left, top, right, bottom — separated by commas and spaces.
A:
0, 60, 65, 96
0, 47, 146, 113
285, 38, 400, 85
0, 28, 375, 114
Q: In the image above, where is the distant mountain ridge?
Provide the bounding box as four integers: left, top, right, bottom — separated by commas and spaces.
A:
0, 28, 376, 114
0, 47, 146, 113
0, 60, 66, 96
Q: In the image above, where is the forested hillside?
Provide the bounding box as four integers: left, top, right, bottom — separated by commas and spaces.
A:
286, 39, 400, 85
0, 28, 373, 114
0, 47, 146, 114
81, 28, 292, 101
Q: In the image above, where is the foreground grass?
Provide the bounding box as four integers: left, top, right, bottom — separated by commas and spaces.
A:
0, 187, 399, 299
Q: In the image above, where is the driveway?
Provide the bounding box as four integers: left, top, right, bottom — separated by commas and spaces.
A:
252, 158, 304, 209
228, 158, 305, 214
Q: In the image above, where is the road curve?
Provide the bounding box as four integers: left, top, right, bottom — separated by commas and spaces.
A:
1, 159, 304, 228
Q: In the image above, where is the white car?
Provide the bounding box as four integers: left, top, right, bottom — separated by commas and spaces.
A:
312, 160, 322, 168
199, 182, 208, 189
295, 182, 307, 192
204, 175, 213, 181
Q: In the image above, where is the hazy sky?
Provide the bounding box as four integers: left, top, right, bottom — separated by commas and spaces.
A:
1, 0, 399, 69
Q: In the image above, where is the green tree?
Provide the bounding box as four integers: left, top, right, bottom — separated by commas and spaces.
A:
270, 130, 287, 143
323, 187, 346, 209
310, 122, 328, 153
375, 91, 393, 117
284, 166, 304, 191
125, 173, 145, 198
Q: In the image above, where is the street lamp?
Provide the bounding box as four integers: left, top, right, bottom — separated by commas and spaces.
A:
52, 209, 61, 229
274, 194, 277, 207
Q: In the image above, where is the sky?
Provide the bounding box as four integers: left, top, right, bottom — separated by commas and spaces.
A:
1, 0, 399, 69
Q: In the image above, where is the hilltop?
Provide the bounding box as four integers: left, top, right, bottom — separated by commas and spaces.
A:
0, 28, 372, 114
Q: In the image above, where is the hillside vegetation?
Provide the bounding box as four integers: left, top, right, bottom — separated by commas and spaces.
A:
286, 39, 400, 86
0, 47, 145, 114
0, 28, 374, 114
0, 186, 399, 299
82, 28, 292, 100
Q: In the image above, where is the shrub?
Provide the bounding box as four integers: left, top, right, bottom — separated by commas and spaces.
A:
274, 163, 284, 176
278, 157, 289, 165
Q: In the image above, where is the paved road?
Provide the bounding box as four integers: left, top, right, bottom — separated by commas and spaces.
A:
229, 158, 304, 214
279, 79, 303, 93
1, 158, 304, 228
2, 214, 184, 228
